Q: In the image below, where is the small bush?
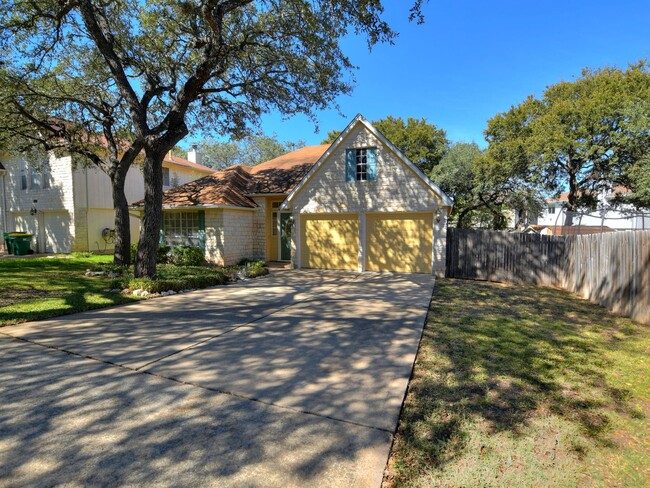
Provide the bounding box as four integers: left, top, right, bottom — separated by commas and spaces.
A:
169, 246, 205, 266
246, 260, 269, 278
128, 270, 226, 293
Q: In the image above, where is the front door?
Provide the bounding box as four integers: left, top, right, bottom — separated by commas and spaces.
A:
280, 213, 292, 261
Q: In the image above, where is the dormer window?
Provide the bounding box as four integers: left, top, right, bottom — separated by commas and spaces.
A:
345, 147, 377, 182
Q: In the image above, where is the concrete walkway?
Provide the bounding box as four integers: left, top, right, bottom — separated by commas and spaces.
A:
0, 270, 434, 487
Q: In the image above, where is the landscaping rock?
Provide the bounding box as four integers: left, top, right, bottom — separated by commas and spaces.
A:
133, 289, 143, 296
141, 291, 150, 297
85, 270, 106, 277
168, 290, 177, 295
121, 289, 131, 295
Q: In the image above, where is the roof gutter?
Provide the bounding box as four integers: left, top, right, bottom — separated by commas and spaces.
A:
129, 204, 257, 211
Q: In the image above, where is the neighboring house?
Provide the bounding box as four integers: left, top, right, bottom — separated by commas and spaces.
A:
132, 115, 453, 275
522, 224, 616, 236
536, 190, 650, 231
0, 148, 213, 254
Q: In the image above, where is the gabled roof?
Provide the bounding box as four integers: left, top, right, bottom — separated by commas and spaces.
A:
282, 114, 453, 209
131, 144, 329, 209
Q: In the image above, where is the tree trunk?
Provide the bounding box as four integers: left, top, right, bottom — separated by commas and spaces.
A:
112, 167, 131, 266
134, 151, 164, 278
565, 170, 578, 227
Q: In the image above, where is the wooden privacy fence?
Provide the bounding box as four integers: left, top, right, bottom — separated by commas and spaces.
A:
446, 228, 650, 325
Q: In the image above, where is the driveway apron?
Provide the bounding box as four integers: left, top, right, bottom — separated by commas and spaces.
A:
0, 270, 434, 487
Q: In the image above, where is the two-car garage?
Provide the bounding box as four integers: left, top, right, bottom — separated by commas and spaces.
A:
300, 212, 434, 274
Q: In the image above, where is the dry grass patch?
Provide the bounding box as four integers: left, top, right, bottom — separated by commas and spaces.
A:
385, 279, 650, 487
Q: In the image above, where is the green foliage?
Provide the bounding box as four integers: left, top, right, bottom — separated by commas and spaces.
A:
0, 255, 137, 326
128, 271, 227, 293
322, 115, 449, 174
485, 62, 650, 214
374, 116, 449, 174
431, 143, 543, 229
244, 260, 268, 278
169, 246, 205, 267
198, 135, 306, 170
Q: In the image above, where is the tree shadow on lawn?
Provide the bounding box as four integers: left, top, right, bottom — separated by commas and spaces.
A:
391, 278, 647, 482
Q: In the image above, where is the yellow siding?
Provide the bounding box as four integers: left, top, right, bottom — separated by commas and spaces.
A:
366, 213, 433, 273
301, 214, 358, 270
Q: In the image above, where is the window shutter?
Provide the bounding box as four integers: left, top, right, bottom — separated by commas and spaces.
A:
345, 149, 356, 182
367, 148, 377, 181
198, 210, 206, 251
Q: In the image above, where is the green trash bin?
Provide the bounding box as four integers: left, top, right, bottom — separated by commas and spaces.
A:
8, 232, 33, 256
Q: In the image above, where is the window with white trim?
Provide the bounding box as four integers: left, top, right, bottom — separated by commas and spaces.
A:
163, 211, 200, 247
356, 148, 368, 182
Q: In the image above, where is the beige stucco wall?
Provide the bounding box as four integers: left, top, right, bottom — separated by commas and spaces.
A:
289, 121, 450, 275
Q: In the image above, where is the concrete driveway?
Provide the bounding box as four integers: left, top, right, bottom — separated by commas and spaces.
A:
0, 270, 434, 487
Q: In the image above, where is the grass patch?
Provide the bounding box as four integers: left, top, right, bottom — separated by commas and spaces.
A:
385, 279, 650, 487
0, 255, 138, 326
0, 255, 269, 326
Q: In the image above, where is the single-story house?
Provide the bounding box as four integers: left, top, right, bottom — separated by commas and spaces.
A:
133, 115, 453, 275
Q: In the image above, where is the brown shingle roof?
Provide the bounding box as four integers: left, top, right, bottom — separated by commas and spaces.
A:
131, 144, 330, 208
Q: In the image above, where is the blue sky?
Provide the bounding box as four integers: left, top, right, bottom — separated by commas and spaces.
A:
256, 0, 650, 148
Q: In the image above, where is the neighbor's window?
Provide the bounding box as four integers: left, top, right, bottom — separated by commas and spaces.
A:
163, 211, 200, 247
162, 167, 171, 187
346, 148, 377, 182
20, 167, 28, 190
42, 164, 51, 189
548, 206, 556, 215
30, 168, 42, 190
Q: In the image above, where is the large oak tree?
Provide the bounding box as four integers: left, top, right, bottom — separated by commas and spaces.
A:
485, 62, 650, 225
1, 0, 426, 277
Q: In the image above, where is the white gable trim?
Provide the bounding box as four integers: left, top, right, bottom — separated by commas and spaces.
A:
281, 114, 453, 210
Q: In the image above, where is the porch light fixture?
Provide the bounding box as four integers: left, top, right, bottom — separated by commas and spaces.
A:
30, 199, 38, 216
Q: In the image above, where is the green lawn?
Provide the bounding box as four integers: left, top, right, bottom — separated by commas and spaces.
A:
385, 279, 650, 488
0, 254, 140, 326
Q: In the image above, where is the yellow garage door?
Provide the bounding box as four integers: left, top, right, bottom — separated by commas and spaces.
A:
301, 214, 359, 271
366, 213, 433, 273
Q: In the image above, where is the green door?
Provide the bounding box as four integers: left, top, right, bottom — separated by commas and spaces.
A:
280, 213, 292, 261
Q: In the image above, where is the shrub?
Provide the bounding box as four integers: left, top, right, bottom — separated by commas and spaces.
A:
127, 270, 226, 293
246, 260, 268, 278
169, 246, 205, 266
130, 244, 173, 264
157, 245, 172, 263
